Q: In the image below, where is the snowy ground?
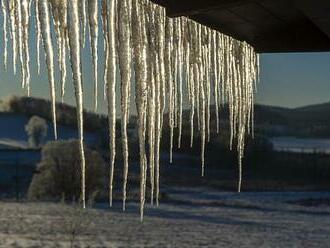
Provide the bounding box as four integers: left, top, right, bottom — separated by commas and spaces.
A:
271, 136, 330, 154
1, 189, 330, 247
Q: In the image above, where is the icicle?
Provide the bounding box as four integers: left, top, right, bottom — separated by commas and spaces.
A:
227, 38, 235, 150
22, 0, 31, 95
188, 22, 196, 147
165, 18, 174, 164
237, 43, 246, 193
141, 0, 149, 221
35, 0, 41, 75
220, 34, 226, 106
195, 24, 201, 131
212, 31, 220, 133
87, 0, 98, 111
147, 63, 156, 205
2, 0, 8, 70
50, 1, 60, 81
50, 0, 64, 101
16, 0, 25, 88
177, 18, 183, 148
101, 0, 109, 100
189, 65, 195, 148
118, 0, 132, 211
78, 0, 87, 47
200, 46, 206, 177
172, 19, 179, 130
38, 0, 58, 140
154, 52, 161, 206
146, 3, 158, 205
59, 0, 68, 101
182, 20, 195, 148
205, 30, 211, 143
132, 0, 148, 221
9, 0, 17, 74
155, 6, 165, 206
107, 0, 117, 208
0, 0, 261, 215
67, 0, 86, 208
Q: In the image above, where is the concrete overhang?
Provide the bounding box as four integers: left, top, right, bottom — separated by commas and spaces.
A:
151, 0, 330, 53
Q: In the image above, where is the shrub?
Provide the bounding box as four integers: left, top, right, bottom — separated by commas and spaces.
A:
28, 140, 106, 201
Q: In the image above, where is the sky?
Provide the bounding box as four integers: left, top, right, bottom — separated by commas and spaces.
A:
0, 32, 330, 113
257, 52, 330, 108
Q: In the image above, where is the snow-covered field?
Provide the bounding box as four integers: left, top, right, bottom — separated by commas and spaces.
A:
1, 189, 330, 247
271, 137, 330, 154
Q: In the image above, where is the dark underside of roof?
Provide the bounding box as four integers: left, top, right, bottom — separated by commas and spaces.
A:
150, 0, 330, 53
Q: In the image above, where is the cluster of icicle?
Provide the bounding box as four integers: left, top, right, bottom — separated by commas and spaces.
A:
0, 0, 259, 220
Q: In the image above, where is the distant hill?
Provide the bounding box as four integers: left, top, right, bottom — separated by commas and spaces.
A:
175, 102, 330, 138
0, 96, 109, 133
2, 96, 330, 140
0, 112, 98, 149
254, 103, 330, 137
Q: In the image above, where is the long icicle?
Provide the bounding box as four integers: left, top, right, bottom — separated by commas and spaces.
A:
0, 0, 261, 215
87, 0, 98, 111
101, 0, 109, 100
78, 0, 87, 48
2, 0, 8, 70
107, 0, 117, 208
200, 45, 206, 177
172, 19, 178, 131
39, 0, 57, 140
16, 0, 25, 88
35, 0, 41, 75
67, 0, 86, 207
189, 64, 195, 147
22, 0, 31, 95
9, 0, 17, 74
177, 18, 183, 149
132, 0, 148, 221
205, 29, 211, 143
212, 31, 220, 133
141, 0, 149, 222
155, 6, 165, 206
188, 23, 196, 148
146, 3, 156, 205
50, 0, 63, 102
59, 0, 68, 101
118, 0, 132, 211
165, 18, 174, 164
154, 51, 161, 206
147, 63, 156, 205
195, 24, 201, 131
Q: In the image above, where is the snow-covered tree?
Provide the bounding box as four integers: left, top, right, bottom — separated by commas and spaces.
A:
25, 115, 48, 148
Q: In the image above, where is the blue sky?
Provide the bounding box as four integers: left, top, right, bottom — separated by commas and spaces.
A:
0, 36, 330, 113
257, 52, 330, 108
